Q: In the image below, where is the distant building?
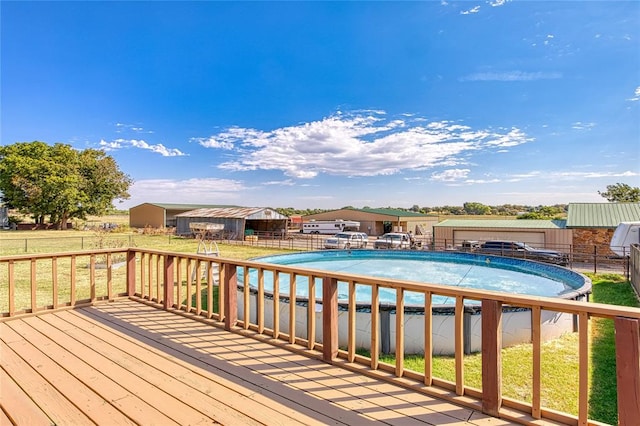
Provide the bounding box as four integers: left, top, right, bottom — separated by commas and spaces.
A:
434, 219, 571, 250
302, 208, 438, 237
433, 202, 640, 253
175, 207, 289, 240
566, 202, 640, 255
129, 203, 238, 228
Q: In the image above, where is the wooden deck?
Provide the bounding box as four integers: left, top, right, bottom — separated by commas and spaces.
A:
0, 299, 516, 425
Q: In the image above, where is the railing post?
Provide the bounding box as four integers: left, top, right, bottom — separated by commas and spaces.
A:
223, 263, 238, 331
482, 299, 502, 417
163, 254, 175, 309
126, 250, 137, 296
322, 276, 339, 362
615, 317, 640, 424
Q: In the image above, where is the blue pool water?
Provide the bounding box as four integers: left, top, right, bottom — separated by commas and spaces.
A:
247, 250, 590, 306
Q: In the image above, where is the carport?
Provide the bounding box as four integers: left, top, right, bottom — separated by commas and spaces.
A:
175, 207, 289, 240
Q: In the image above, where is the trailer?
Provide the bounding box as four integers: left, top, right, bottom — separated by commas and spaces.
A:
610, 222, 640, 256
301, 220, 360, 234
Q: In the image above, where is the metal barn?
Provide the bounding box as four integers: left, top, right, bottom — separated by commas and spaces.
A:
433, 219, 572, 251
175, 207, 289, 240
302, 208, 438, 237
129, 203, 238, 228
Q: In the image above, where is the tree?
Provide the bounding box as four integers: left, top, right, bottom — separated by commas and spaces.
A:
0, 141, 132, 229
463, 201, 491, 215
598, 183, 640, 202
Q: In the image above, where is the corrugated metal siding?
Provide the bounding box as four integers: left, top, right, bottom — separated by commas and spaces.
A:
434, 226, 572, 250
176, 207, 288, 220
567, 203, 640, 228
129, 204, 166, 228
176, 217, 244, 237
145, 203, 239, 210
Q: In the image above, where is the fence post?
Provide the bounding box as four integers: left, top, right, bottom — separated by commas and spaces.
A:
163, 254, 175, 309
482, 299, 503, 417
126, 250, 137, 296
615, 317, 640, 424
223, 263, 238, 330
322, 276, 339, 361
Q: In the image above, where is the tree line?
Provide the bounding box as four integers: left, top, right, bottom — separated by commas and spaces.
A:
275, 184, 640, 219
274, 203, 569, 219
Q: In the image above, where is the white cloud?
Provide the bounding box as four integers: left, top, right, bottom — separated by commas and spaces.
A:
430, 169, 471, 182
197, 112, 533, 179
543, 34, 554, 46
460, 6, 481, 15
263, 179, 295, 186
113, 122, 153, 134
100, 138, 187, 157
629, 86, 640, 101
488, 0, 510, 6
571, 122, 596, 130
99, 139, 123, 150
429, 169, 639, 186
461, 71, 562, 82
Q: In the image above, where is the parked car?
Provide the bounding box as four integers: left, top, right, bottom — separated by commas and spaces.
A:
476, 241, 569, 265
323, 232, 368, 249
373, 232, 419, 249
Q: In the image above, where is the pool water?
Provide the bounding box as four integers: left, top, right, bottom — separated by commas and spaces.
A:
247, 250, 589, 306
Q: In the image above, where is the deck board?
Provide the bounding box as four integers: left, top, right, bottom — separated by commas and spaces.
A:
1, 299, 517, 425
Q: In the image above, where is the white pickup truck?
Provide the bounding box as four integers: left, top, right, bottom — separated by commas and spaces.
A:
373, 232, 418, 249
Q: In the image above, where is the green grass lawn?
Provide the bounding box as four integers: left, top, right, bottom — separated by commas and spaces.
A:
587, 273, 639, 424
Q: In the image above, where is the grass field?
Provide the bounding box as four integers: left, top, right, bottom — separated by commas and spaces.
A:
1, 228, 637, 424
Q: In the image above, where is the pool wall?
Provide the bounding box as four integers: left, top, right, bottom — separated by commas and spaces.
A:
237, 290, 583, 355
243, 250, 590, 355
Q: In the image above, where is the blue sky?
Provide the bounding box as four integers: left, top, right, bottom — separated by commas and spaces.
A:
2, 1, 639, 210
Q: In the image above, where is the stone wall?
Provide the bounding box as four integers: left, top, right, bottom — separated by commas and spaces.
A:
572, 228, 615, 255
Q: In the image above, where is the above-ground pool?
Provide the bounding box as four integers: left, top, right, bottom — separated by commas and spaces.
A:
239, 250, 591, 354
247, 249, 591, 306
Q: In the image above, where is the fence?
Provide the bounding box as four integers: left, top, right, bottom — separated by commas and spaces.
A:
1, 233, 632, 275
2, 247, 640, 424
631, 244, 640, 297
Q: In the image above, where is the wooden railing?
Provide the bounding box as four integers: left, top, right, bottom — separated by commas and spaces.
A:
630, 244, 640, 298
2, 248, 640, 425
0, 249, 130, 317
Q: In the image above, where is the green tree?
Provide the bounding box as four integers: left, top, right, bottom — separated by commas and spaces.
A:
0, 141, 132, 229
463, 201, 491, 215
598, 183, 640, 202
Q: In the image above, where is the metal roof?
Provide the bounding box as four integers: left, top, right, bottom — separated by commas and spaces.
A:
358, 208, 434, 218
175, 207, 289, 220
566, 202, 640, 228
133, 202, 240, 210
434, 219, 567, 229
